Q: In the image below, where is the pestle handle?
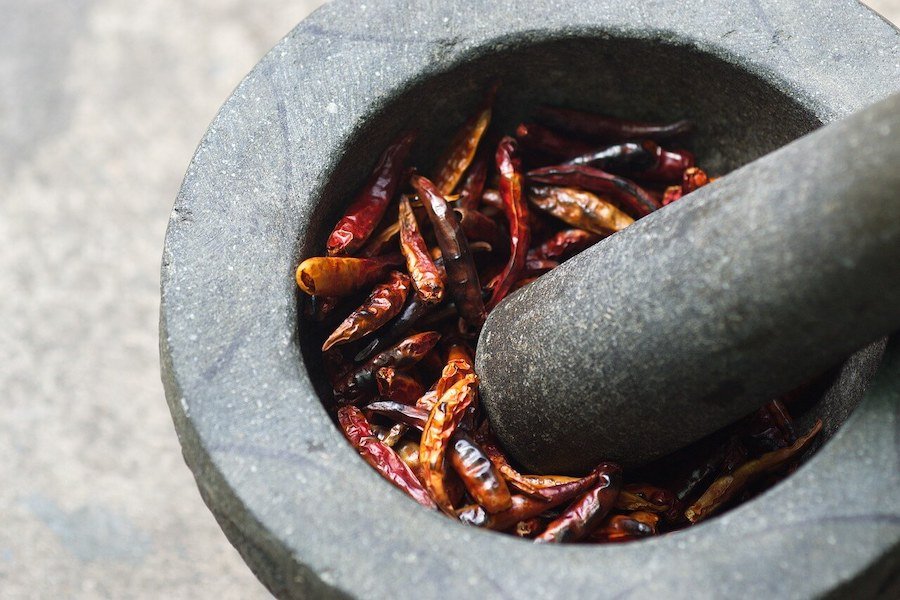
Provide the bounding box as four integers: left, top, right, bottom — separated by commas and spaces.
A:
476, 92, 900, 473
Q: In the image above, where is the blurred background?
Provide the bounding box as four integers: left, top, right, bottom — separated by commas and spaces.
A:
0, 0, 896, 597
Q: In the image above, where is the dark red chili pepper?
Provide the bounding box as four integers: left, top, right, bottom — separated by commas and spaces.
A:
480, 188, 503, 212
365, 400, 429, 429
486, 137, 530, 310
454, 207, 505, 250
412, 174, 486, 328
528, 186, 634, 236
353, 293, 436, 362
433, 85, 497, 195
457, 472, 600, 530
527, 165, 661, 218
334, 331, 441, 405
537, 106, 693, 142
662, 184, 683, 206
457, 154, 489, 211
322, 271, 410, 351
527, 229, 601, 262
399, 196, 445, 305
375, 367, 425, 405
326, 131, 416, 256
766, 399, 797, 444
295, 254, 404, 297
449, 431, 512, 514
515, 122, 593, 160
535, 463, 622, 543
358, 219, 401, 258
337, 406, 436, 509
566, 140, 694, 182
682, 166, 710, 193
588, 513, 658, 543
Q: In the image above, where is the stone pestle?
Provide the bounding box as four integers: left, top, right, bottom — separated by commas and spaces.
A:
475, 92, 900, 473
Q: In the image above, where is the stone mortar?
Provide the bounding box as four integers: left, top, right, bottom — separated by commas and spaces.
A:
160, 1, 900, 597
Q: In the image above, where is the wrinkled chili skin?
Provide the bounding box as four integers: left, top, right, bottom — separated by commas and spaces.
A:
375, 367, 424, 405
449, 431, 512, 513
455, 207, 505, 249
412, 175, 486, 328
487, 137, 530, 310
565, 140, 694, 182
457, 155, 489, 211
337, 406, 436, 509
326, 131, 416, 256
353, 293, 436, 362
535, 463, 622, 543
365, 400, 429, 429
458, 472, 599, 530
528, 229, 600, 262
528, 186, 634, 236
295, 254, 404, 297
334, 331, 441, 405
399, 196, 445, 304
537, 106, 693, 142
322, 271, 410, 351
433, 85, 496, 194
515, 122, 593, 160
527, 164, 660, 218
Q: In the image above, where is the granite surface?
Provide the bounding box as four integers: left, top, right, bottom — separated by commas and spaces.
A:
1, 1, 897, 599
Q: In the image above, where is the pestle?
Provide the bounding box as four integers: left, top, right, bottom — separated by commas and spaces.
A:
475, 92, 900, 473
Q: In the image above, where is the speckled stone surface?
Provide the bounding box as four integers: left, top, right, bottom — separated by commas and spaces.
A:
160, 1, 900, 598
478, 93, 900, 472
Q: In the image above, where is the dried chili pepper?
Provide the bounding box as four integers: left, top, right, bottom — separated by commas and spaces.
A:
322, 271, 410, 351
527, 165, 660, 218
615, 490, 670, 513
296, 254, 403, 297
399, 196, 444, 304
486, 137, 530, 310
514, 518, 545, 538
515, 122, 593, 159
480, 188, 503, 212
305, 294, 339, 322
457, 154, 489, 211
419, 374, 479, 514
455, 207, 505, 249
375, 367, 424, 405
767, 399, 798, 444
434, 339, 476, 397
535, 463, 622, 543
588, 512, 658, 543
337, 406, 436, 509
353, 293, 435, 362
365, 400, 429, 430
527, 229, 601, 262
380, 423, 407, 447
682, 166, 710, 193
537, 106, 693, 142
457, 472, 600, 530
359, 219, 401, 258
334, 331, 441, 404
662, 184, 683, 206
448, 431, 512, 513
433, 86, 496, 195
412, 175, 486, 327
326, 131, 415, 256
566, 140, 694, 182
476, 433, 579, 499
685, 420, 822, 523
528, 186, 634, 236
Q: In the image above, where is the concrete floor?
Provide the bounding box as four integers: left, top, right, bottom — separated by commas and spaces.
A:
0, 0, 896, 598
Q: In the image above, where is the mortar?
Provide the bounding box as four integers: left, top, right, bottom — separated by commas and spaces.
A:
160, 1, 900, 597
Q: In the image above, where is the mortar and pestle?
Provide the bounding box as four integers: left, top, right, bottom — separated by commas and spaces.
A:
160, 1, 900, 597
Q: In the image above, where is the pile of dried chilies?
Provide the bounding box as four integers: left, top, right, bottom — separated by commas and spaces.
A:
295, 87, 823, 543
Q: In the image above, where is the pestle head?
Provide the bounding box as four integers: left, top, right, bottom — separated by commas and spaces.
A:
476, 92, 900, 473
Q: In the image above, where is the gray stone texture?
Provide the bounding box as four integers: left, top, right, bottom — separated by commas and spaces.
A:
478, 93, 900, 472
160, 0, 899, 599
2, 1, 898, 599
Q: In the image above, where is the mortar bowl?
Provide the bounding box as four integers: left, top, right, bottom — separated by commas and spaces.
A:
160, 1, 900, 597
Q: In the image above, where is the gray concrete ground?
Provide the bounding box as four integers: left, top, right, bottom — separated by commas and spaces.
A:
0, 0, 896, 598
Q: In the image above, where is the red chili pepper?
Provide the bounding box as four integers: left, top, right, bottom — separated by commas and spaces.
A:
455, 207, 505, 249
682, 166, 710, 193
457, 154, 489, 211
486, 137, 530, 310
375, 367, 425, 405
662, 184, 683, 206
322, 271, 410, 351
527, 164, 661, 218
515, 122, 593, 160
412, 175, 486, 328
433, 85, 497, 195
334, 331, 441, 405
326, 131, 416, 256
527, 186, 634, 236
399, 196, 445, 305
588, 512, 658, 543
295, 254, 404, 297
337, 406, 436, 509
457, 472, 600, 530
527, 229, 601, 262
365, 400, 429, 430
537, 106, 693, 142
448, 431, 512, 514
534, 462, 622, 543
566, 140, 694, 182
